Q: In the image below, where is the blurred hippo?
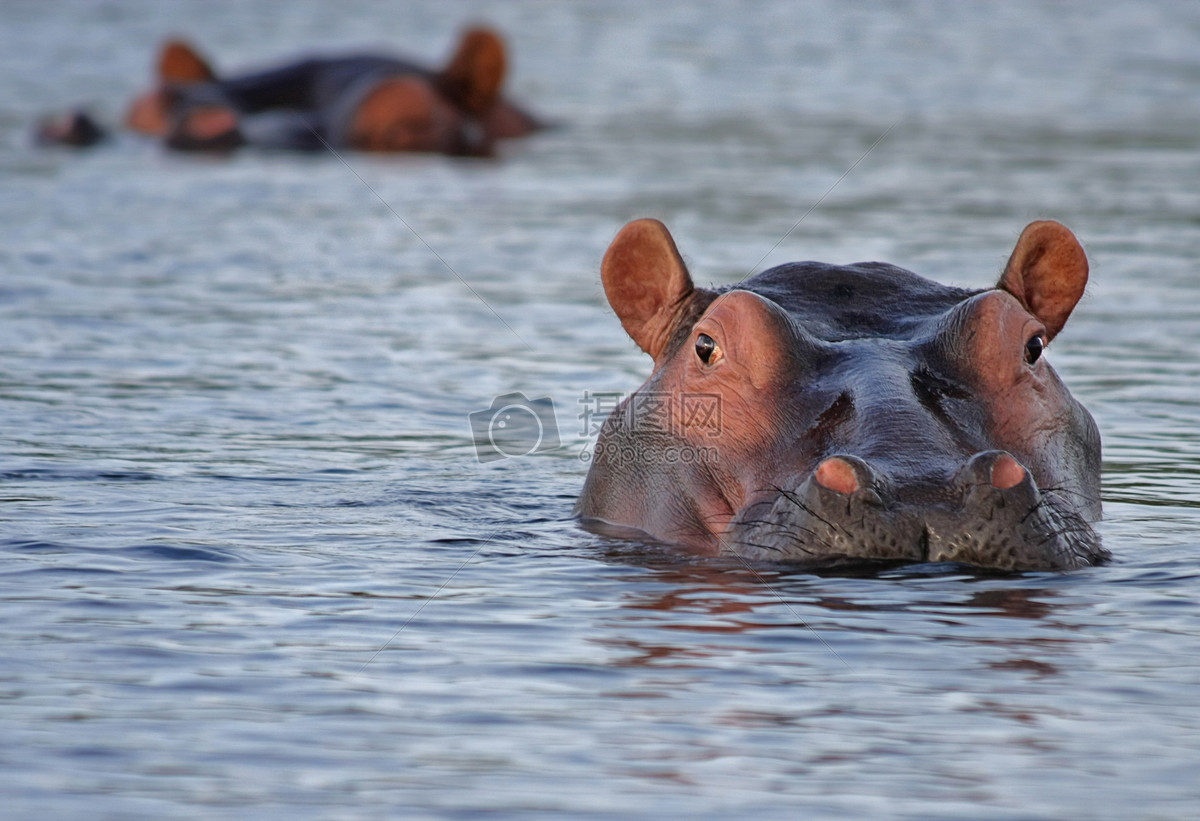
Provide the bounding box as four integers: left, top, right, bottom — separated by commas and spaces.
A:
34, 109, 106, 147
577, 219, 1106, 572
43, 26, 542, 156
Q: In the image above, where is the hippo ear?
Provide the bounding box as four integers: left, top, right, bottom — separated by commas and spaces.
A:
997, 220, 1088, 342
157, 39, 217, 83
437, 27, 506, 115
602, 219, 696, 360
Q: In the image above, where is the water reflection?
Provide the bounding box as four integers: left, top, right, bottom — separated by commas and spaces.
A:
589, 552, 1081, 681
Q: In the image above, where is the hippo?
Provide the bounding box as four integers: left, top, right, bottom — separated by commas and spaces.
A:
34, 109, 106, 148
44, 26, 542, 155
576, 219, 1106, 571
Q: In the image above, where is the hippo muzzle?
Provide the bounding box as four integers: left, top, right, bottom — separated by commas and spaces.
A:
729, 451, 1102, 571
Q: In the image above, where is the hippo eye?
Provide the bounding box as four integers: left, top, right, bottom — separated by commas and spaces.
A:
695, 333, 721, 365
1024, 334, 1045, 365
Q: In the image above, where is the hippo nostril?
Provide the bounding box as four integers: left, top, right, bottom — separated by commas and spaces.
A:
815, 457, 859, 494
990, 454, 1027, 489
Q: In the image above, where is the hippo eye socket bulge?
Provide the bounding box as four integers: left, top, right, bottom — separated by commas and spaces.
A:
1025, 334, 1045, 364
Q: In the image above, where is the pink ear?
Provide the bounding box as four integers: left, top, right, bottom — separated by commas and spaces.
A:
601, 220, 695, 361
998, 220, 1088, 341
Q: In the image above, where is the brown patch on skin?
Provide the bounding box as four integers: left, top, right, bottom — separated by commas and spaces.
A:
158, 39, 216, 83
125, 88, 171, 135
165, 104, 243, 151
182, 106, 237, 140
174, 105, 237, 139
601, 219, 697, 363
581, 290, 797, 551
690, 291, 796, 392
999, 220, 1088, 341
346, 77, 466, 153
654, 291, 802, 533
955, 291, 1041, 391
436, 27, 507, 116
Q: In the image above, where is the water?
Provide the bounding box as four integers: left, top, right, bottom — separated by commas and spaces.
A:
3, 1, 1200, 818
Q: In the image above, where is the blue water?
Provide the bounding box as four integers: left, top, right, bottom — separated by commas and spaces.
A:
4, 1, 1200, 818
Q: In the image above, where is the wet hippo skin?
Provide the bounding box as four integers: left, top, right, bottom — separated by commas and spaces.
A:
577, 219, 1107, 571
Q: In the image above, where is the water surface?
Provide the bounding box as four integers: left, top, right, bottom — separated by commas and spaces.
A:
3, 1, 1200, 818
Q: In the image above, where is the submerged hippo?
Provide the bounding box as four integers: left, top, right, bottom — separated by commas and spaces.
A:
42, 26, 542, 156
577, 219, 1106, 571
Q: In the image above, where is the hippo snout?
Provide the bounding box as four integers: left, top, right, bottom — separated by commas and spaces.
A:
728, 451, 1104, 571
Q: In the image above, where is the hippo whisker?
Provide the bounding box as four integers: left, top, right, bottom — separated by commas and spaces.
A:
1035, 517, 1093, 547
733, 516, 833, 556
753, 521, 827, 548
714, 529, 804, 558
1019, 495, 1053, 526
741, 540, 787, 556
776, 488, 851, 538
733, 494, 843, 550
737, 496, 782, 519
1041, 485, 1097, 505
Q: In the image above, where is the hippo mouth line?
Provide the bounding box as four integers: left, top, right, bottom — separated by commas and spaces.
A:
725, 453, 1106, 571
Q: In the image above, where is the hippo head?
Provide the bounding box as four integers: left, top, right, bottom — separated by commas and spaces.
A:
576, 219, 1106, 571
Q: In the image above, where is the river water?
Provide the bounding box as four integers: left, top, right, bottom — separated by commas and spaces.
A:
3, 1, 1200, 818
